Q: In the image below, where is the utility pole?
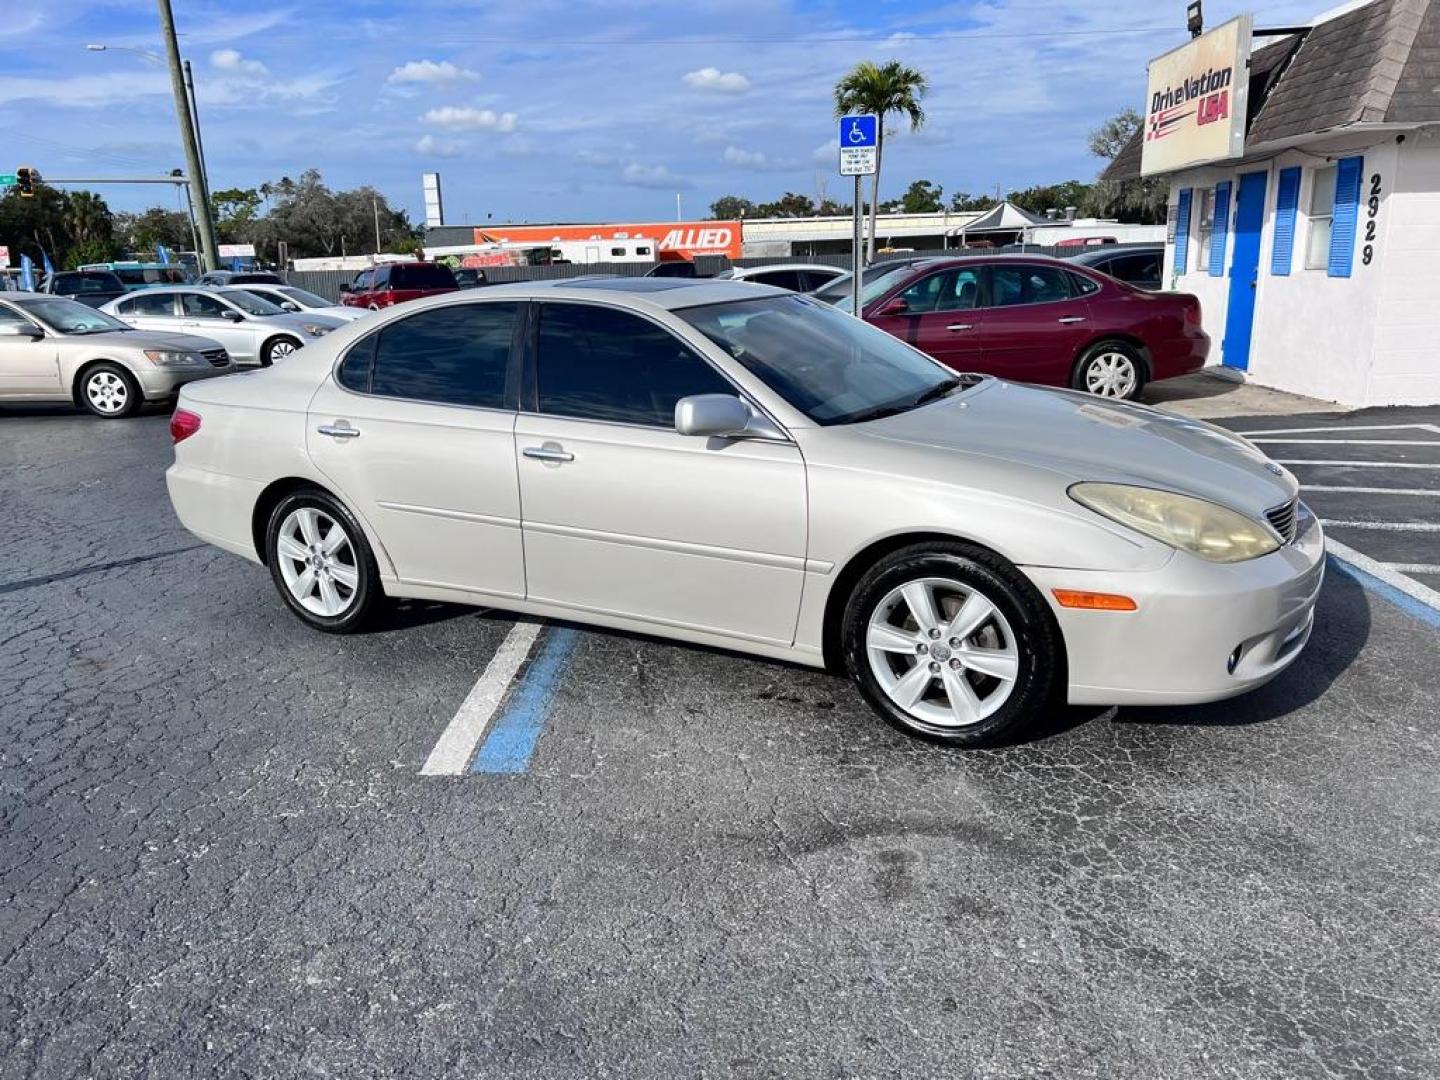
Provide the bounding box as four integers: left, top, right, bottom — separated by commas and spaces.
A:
372, 196, 383, 253
182, 60, 209, 185
156, 0, 218, 272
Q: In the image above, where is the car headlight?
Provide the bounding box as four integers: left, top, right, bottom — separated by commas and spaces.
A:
143, 349, 203, 367
300, 323, 330, 337
1069, 482, 1279, 563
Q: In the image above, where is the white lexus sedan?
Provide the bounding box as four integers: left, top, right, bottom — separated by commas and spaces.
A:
166, 280, 1324, 747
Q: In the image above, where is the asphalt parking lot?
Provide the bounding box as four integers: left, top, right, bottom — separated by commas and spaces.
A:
3, 400, 1439, 1079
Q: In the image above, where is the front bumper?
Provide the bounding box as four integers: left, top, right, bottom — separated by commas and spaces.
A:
138, 361, 238, 401
1022, 505, 1325, 706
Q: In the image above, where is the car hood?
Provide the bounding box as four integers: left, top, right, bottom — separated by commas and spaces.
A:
60, 329, 224, 353
257, 312, 345, 331
854, 378, 1297, 518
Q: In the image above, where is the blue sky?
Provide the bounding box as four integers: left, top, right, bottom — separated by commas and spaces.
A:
2, 0, 1325, 226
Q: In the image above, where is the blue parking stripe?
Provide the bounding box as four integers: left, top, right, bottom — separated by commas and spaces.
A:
1328, 556, 1440, 632
470, 627, 580, 774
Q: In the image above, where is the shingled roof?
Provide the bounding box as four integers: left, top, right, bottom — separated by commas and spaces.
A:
1104, 0, 1440, 181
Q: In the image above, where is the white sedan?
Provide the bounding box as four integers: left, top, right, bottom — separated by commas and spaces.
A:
166, 280, 1324, 747
232, 283, 368, 322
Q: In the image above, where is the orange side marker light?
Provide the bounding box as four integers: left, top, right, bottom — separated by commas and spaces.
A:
1052, 589, 1138, 612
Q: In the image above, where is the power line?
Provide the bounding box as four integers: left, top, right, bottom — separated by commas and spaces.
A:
412, 26, 1186, 46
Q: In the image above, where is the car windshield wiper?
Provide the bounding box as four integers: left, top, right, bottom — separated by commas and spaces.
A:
838, 379, 964, 426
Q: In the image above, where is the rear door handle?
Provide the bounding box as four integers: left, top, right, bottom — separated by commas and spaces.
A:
523, 445, 575, 463
1057, 316, 1087, 324
318, 422, 360, 439
945, 323, 973, 332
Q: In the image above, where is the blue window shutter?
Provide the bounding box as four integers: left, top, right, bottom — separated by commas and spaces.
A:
1209, 181, 1231, 277
1328, 155, 1363, 278
1271, 167, 1301, 276
1173, 188, 1192, 275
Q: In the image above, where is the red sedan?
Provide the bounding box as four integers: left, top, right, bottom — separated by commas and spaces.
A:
340, 262, 458, 310
850, 255, 1207, 400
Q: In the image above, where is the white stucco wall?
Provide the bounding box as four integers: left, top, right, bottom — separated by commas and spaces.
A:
1161, 129, 1438, 407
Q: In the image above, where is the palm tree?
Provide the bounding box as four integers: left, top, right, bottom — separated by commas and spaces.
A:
833, 60, 928, 261
64, 191, 111, 245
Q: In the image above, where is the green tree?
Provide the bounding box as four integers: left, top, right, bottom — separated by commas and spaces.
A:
754, 192, 817, 218
1087, 107, 1142, 161
709, 195, 757, 220
1007, 180, 1092, 217
113, 208, 194, 257
899, 179, 943, 213
833, 59, 928, 261
949, 191, 997, 212
211, 187, 263, 243
1080, 107, 1166, 224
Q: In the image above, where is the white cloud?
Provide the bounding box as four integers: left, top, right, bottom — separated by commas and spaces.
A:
211, 48, 268, 77
811, 139, 838, 165
722, 145, 794, 170
422, 106, 517, 132
388, 60, 479, 85
621, 162, 689, 189
681, 67, 751, 94
415, 134, 464, 158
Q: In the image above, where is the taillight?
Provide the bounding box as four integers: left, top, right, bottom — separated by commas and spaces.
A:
1184, 298, 1202, 327
170, 408, 201, 444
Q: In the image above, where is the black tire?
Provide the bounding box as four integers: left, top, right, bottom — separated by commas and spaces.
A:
1072, 340, 1146, 401
77, 362, 142, 418
264, 487, 381, 633
260, 336, 302, 367
841, 542, 1061, 748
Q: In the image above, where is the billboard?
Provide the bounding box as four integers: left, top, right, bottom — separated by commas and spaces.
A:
471, 221, 743, 261
1141, 14, 1252, 177
422, 173, 444, 229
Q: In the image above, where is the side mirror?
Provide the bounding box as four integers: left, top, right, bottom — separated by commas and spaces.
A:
0, 322, 43, 339
877, 297, 909, 317
222, 309, 244, 322
674, 394, 786, 441
280, 301, 300, 312
338, 282, 352, 293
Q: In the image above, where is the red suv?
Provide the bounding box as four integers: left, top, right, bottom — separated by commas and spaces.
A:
340, 262, 458, 310
852, 255, 1207, 400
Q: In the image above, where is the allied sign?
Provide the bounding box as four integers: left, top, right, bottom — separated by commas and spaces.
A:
838, 114, 878, 176
1141, 14, 1251, 176
471, 221, 743, 260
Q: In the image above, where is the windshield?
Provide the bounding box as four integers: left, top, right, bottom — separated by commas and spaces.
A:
813, 261, 925, 307
21, 298, 131, 335
278, 287, 331, 308
677, 294, 961, 426
218, 289, 285, 316
113, 267, 189, 287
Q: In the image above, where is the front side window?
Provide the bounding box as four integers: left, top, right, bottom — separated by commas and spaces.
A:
678, 295, 958, 426
278, 287, 331, 309
372, 267, 391, 290
1306, 165, 1338, 270
753, 270, 803, 291
20, 298, 129, 334
352, 270, 372, 292
368, 302, 519, 408
119, 292, 176, 317
218, 289, 284, 316
987, 265, 1073, 307
896, 268, 980, 313
537, 303, 732, 426
180, 293, 231, 319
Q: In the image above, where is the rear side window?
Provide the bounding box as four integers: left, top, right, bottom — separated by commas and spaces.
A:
118, 292, 176, 316
536, 303, 732, 426
987, 265, 1074, 307
1108, 253, 1162, 285
389, 264, 456, 290
1067, 271, 1100, 296
366, 302, 519, 408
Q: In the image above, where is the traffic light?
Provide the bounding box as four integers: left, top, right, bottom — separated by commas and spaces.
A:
16, 167, 36, 198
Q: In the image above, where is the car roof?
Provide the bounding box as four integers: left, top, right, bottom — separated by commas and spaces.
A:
734, 263, 842, 274
1064, 243, 1164, 264
422, 277, 786, 310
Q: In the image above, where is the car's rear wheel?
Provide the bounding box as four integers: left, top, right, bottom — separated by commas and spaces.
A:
261, 336, 301, 366
1074, 341, 1144, 400
842, 543, 1060, 747
265, 489, 380, 633
78, 362, 141, 418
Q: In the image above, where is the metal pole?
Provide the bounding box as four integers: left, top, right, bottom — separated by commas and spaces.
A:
373, 197, 382, 252
156, 0, 218, 272
179, 182, 200, 262
851, 175, 862, 316
183, 60, 208, 187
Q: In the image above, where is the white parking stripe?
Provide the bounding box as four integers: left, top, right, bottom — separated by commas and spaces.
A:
1279, 460, 1440, 469
1385, 564, 1440, 575
1320, 519, 1440, 532
1328, 538, 1440, 614
1302, 486, 1440, 495
1250, 439, 1440, 446
1235, 423, 1440, 436
420, 620, 543, 776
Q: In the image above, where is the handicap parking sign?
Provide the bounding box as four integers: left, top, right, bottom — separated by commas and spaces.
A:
839, 115, 878, 175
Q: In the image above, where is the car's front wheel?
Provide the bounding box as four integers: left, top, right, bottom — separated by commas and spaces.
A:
1074, 340, 1145, 400
842, 543, 1060, 747
265, 489, 381, 633
261, 336, 301, 367
78, 362, 141, 418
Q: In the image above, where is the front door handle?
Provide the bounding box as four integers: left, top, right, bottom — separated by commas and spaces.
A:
1057, 316, 1087, 324
317, 422, 360, 439
523, 445, 575, 463
946, 323, 973, 332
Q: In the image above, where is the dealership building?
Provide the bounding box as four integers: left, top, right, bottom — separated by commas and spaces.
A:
1107, 0, 1440, 406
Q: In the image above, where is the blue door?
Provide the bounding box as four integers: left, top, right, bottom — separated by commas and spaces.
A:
1222, 170, 1267, 370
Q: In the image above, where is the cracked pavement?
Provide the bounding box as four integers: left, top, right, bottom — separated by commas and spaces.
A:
2, 402, 1438, 1079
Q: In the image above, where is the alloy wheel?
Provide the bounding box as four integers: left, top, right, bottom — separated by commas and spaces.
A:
86, 371, 129, 415
275, 507, 360, 617
1084, 351, 1139, 398
865, 577, 1020, 728
268, 339, 298, 362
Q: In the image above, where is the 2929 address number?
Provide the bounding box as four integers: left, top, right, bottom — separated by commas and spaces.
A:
1362, 173, 1381, 266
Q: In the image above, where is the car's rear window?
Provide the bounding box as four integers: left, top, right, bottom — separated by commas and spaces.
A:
389, 264, 456, 290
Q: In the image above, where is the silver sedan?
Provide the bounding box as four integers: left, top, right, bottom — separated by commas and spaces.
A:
100, 287, 343, 367
0, 293, 234, 418
165, 280, 1324, 747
